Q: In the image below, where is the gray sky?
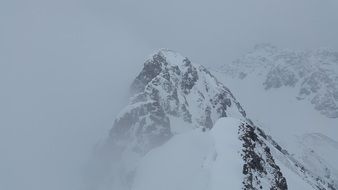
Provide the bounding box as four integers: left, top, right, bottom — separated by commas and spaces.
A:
91, 0, 338, 63
1, 0, 338, 190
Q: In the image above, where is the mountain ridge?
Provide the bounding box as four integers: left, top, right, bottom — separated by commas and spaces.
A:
88, 49, 336, 190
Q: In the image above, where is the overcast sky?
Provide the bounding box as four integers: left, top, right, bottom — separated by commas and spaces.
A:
93, 0, 338, 63
1, 0, 338, 190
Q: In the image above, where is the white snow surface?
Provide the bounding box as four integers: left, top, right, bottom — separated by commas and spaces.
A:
132, 118, 244, 190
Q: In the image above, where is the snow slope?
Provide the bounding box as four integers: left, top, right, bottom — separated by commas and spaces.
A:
133, 118, 290, 190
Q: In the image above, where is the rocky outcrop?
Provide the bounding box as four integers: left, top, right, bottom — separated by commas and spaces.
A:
239, 123, 288, 190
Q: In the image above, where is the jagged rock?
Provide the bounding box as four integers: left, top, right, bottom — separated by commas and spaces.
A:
239, 123, 288, 190
110, 49, 247, 154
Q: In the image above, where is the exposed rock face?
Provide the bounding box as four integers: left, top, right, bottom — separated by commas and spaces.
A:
239, 123, 288, 190
219, 44, 338, 118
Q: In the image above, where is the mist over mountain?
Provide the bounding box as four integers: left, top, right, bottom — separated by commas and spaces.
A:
2, 1, 338, 190
87, 50, 337, 190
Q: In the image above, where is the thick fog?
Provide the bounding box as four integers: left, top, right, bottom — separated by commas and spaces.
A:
1, 0, 338, 189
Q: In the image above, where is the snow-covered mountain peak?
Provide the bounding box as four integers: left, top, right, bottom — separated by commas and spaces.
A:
114, 49, 247, 153
88, 50, 251, 189
142, 49, 192, 72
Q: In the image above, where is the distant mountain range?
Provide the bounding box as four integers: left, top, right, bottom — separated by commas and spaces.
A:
218, 43, 338, 118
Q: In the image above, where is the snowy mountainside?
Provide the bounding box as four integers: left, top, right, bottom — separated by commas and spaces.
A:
218, 43, 338, 118
295, 133, 338, 188
257, 127, 338, 190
